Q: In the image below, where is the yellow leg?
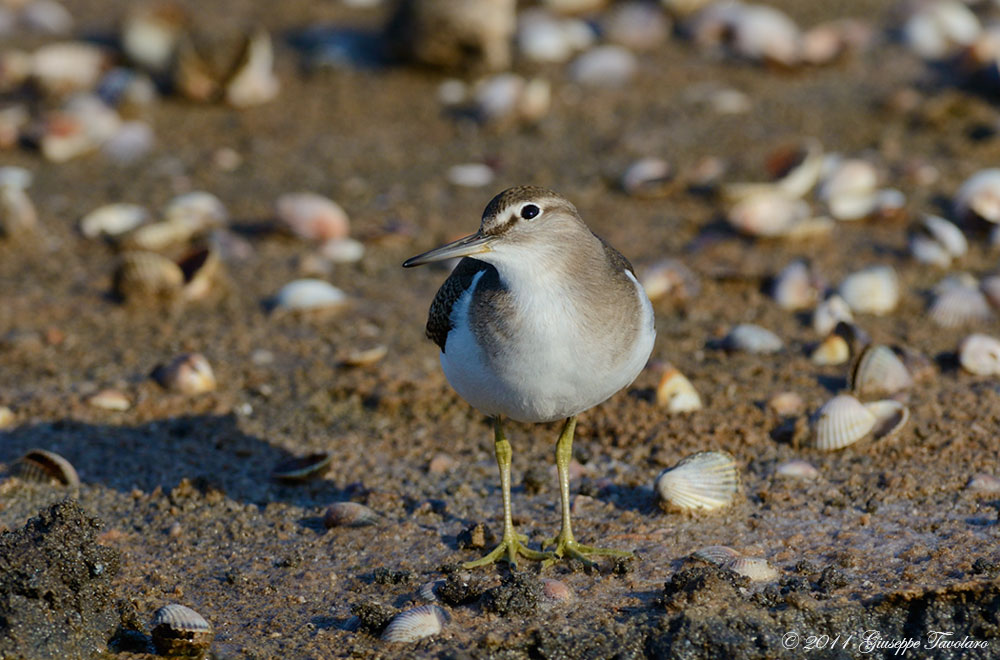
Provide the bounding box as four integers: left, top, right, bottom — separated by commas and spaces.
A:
543, 416, 634, 567
463, 417, 551, 568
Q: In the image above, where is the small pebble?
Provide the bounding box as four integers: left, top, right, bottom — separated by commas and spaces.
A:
569, 46, 637, 87
428, 453, 457, 474
540, 578, 574, 603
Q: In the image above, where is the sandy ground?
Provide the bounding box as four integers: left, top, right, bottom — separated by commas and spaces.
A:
1, 0, 999, 658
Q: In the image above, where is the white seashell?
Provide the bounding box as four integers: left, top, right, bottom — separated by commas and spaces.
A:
101, 120, 155, 164
929, 281, 993, 328
728, 4, 802, 67
723, 324, 783, 354
775, 459, 819, 480
41, 95, 122, 163
150, 603, 212, 657
839, 265, 899, 315
640, 258, 699, 301
0, 166, 32, 190
517, 9, 594, 63
80, 203, 144, 242
621, 157, 673, 198
863, 399, 909, 440
122, 3, 186, 74
165, 191, 227, 231
771, 260, 818, 310
87, 389, 131, 411
656, 367, 702, 413
801, 22, 846, 65
473, 73, 525, 121
954, 168, 1000, 224
114, 250, 184, 299
767, 391, 803, 416
727, 192, 811, 238
909, 234, 950, 267
225, 28, 280, 108
418, 580, 444, 602
381, 605, 449, 643
153, 353, 216, 394
810, 334, 850, 366
272, 279, 348, 311
31, 42, 107, 96
903, 0, 981, 60
276, 193, 349, 242
0, 186, 38, 237
603, 2, 670, 51
850, 345, 913, 397
447, 163, 494, 188
967, 473, 1000, 494
568, 45, 637, 88
691, 545, 741, 565
813, 294, 854, 335
517, 78, 551, 123
725, 139, 824, 202
318, 238, 365, 264
922, 215, 967, 257
729, 556, 779, 582
122, 219, 198, 252
812, 394, 876, 451
959, 333, 1000, 375
655, 450, 740, 512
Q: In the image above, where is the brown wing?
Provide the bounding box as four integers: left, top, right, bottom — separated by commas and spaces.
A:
426, 258, 495, 352
595, 234, 635, 275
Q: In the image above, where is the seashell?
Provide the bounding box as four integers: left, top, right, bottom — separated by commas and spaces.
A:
767, 391, 803, 417
921, 215, 967, 257
810, 333, 850, 366
967, 473, 1000, 494
818, 157, 879, 221
122, 2, 187, 74
272, 452, 333, 482
323, 501, 379, 527
812, 294, 854, 335
691, 545, 740, 566
838, 265, 899, 315
655, 450, 741, 512
775, 459, 819, 480
771, 260, 818, 310
114, 251, 184, 299
447, 163, 494, 188
909, 234, 951, 267
811, 394, 875, 451
903, 0, 981, 60
271, 279, 348, 312
31, 42, 107, 96
418, 580, 444, 602
318, 238, 365, 264
568, 45, 637, 88
101, 121, 155, 165
603, 2, 670, 51
80, 203, 149, 239
276, 193, 349, 242
41, 95, 122, 163
980, 275, 1000, 310
958, 333, 1000, 375
517, 9, 594, 63
724, 140, 824, 202
722, 324, 783, 354
152, 353, 216, 394
728, 4, 802, 67
727, 192, 811, 238
621, 157, 673, 198
151, 603, 213, 658
381, 605, 449, 644
14, 449, 79, 488
729, 556, 779, 582
471, 73, 522, 121
640, 258, 699, 302
164, 191, 228, 232
0, 166, 32, 190
783, 216, 835, 240
177, 248, 222, 302
0, 186, 38, 237
437, 79, 466, 106
801, 22, 847, 65
929, 279, 993, 327
863, 399, 909, 440
225, 28, 280, 108
341, 345, 388, 367
954, 168, 1000, 224
656, 367, 702, 413
0, 405, 14, 429
850, 345, 913, 397
540, 578, 574, 603
21, 0, 74, 35
86, 389, 131, 411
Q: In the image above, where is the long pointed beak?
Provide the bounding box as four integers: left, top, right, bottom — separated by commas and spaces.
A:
402, 231, 494, 267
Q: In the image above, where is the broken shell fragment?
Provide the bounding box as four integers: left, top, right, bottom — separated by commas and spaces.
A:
80, 203, 149, 239
810, 333, 850, 366
954, 168, 1000, 224
928, 278, 993, 327
811, 394, 875, 451
727, 192, 810, 238
771, 260, 819, 310
164, 191, 228, 232
324, 502, 379, 528
850, 344, 913, 398
655, 450, 741, 512
272, 452, 333, 482
724, 139, 823, 201
910, 215, 967, 267
812, 294, 854, 336
341, 345, 388, 368
271, 279, 348, 312
151, 603, 213, 659
381, 605, 449, 644
656, 367, 702, 412
839, 265, 899, 315
152, 353, 216, 394
276, 193, 349, 242
225, 28, 280, 108
114, 250, 184, 300
730, 556, 779, 582
959, 333, 1000, 375
863, 399, 909, 440
722, 324, 783, 354
14, 449, 80, 488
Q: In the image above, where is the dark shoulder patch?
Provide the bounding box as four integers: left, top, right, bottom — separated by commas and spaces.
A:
426, 258, 496, 352
595, 234, 635, 275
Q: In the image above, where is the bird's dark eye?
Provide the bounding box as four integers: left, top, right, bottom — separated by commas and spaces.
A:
520, 204, 540, 220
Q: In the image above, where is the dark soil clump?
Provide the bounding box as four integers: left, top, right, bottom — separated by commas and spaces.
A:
483, 572, 543, 617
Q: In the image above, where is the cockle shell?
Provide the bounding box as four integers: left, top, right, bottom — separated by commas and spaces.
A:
954, 168, 1000, 224
381, 605, 449, 643
272, 452, 333, 482
864, 399, 909, 440
655, 451, 741, 512
775, 459, 819, 480
771, 260, 819, 310
818, 157, 879, 221
850, 344, 913, 397
839, 265, 899, 315
152, 353, 216, 394
15, 449, 79, 488
276, 193, 349, 242
80, 203, 149, 239
656, 367, 702, 412
87, 389, 131, 411
917, 215, 967, 261
812, 294, 854, 335
959, 333, 1000, 375
691, 545, 741, 566
929, 277, 993, 327
811, 394, 876, 451
151, 604, 212, 658
810, 333, 850, 366
114, 250, 184, 299
691, 545, 778, 581
723, 324, 783, 354
981, 275, 1000, 309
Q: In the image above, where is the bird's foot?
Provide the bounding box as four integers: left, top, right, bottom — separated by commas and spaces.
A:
462, 531, 551, 569
542, 531, 634, 568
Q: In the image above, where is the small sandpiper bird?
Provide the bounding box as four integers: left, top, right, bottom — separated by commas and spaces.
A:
403, 186, 655, 567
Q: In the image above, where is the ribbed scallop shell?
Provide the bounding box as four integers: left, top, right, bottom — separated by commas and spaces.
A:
114, 250, 184, 299
839, 265, 899, 315
729, 556, 779, 582
15, 449, 80, 488
418, 580, 444, 602
959, 333, 1000, 375
655, 451, 741, 511
929, 282, 993, 327
812, 394, 876, 451
381, 605, 449, 643
850, 344, 913, 397
151, 604, 211, 632
151, 603, 212, 657
723, 324, 783, 354
691, 545, 741, 566
864, 399, 909, 440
